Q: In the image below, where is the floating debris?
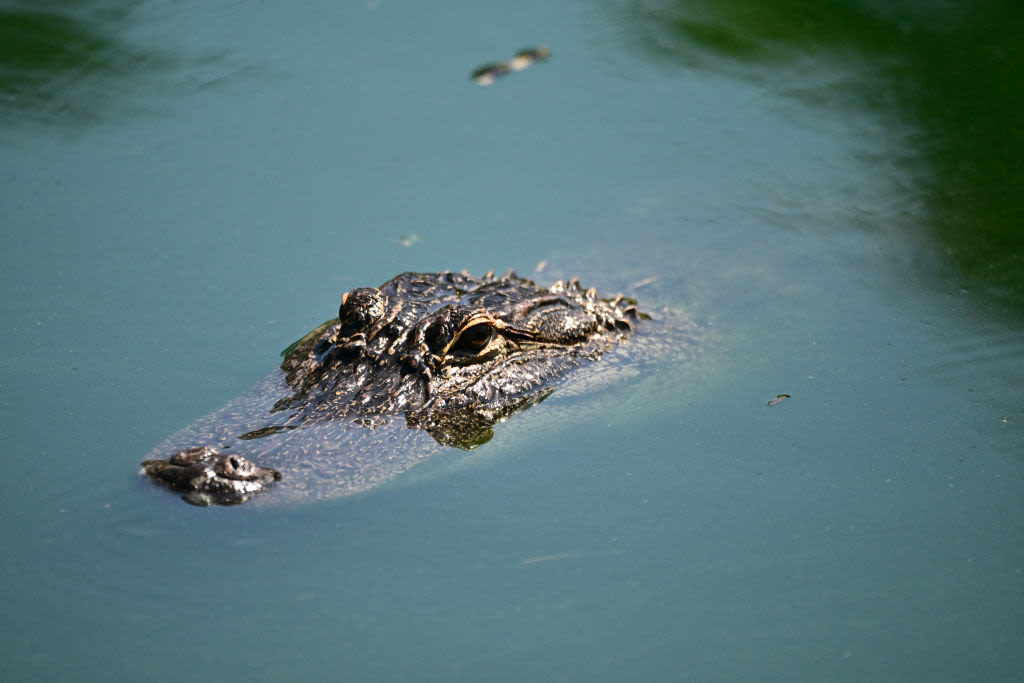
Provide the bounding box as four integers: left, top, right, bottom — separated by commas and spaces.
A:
472, 46, 551, 86
509, 47, 551, 70
471, 62, 510, 86
393, 234, 421, 247
629, 276, 657, 290
520, 552, 583, 565
768, 394, 791, 406
519, 548, 625, 565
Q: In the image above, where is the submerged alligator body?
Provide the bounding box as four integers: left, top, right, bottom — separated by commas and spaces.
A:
142, 270, 655, 506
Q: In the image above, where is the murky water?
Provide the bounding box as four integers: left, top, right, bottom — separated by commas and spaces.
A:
2, 1, 1022, 680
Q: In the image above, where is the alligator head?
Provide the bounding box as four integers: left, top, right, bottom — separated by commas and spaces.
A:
142, 270, 646, 505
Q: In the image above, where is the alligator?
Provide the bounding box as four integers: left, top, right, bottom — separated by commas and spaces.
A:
141, 269, 660, 507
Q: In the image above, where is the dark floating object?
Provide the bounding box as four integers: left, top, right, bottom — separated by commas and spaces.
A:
767, 394, 791, 406
471, 62, 511, 86
509, 47, 552, 70
472, 46, 551, 86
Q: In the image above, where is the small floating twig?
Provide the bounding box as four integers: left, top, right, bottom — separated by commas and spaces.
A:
628, 276, 657, 291
472, 46, 551, 86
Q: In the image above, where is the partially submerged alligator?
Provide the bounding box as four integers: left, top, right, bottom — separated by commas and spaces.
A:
142, 269, 661, 506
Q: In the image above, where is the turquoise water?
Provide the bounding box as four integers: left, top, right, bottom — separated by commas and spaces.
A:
2, 1, 1022, 680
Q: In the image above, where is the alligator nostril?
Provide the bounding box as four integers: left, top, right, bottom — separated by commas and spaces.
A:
228, 456, 241, 470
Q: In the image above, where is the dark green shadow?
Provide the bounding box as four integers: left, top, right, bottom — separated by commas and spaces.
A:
619, 0, 1024, 315
0, 1, 171, 128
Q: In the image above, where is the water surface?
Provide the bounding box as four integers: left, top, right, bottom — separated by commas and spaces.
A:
1, 1, 1022, 680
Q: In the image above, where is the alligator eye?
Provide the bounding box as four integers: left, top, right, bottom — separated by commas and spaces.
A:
451, 323, 494, 354
339, 288, 385, 337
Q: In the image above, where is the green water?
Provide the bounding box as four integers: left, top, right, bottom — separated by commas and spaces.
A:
2, 1, 1022, 680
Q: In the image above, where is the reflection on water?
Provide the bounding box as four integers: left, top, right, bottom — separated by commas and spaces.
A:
0, 1, 168, 126
621, 0, 1024, 315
